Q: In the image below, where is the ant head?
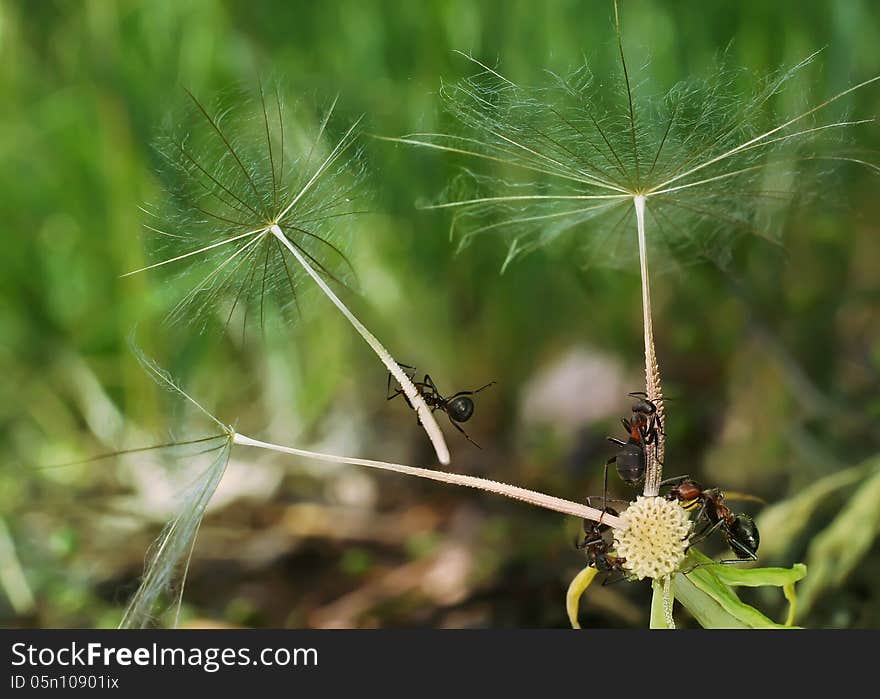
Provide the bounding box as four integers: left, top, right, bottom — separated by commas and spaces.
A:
729, 514, 760, 559
676, 480, 703, 501
628, 392, 657, 415
447, 396, 475, 423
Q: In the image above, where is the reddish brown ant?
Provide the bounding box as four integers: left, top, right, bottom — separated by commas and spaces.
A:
661, 475, 760, 563
602, 392, 664, 506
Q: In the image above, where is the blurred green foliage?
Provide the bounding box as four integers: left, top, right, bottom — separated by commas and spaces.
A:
1, 0, 879, 628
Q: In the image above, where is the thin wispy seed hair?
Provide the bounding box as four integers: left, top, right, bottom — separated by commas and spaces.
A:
66, 351, 621, 627
386, 39, 877, 273
384, 0, 878, 493
132, 83, 366, 335
129, 84, 454, 464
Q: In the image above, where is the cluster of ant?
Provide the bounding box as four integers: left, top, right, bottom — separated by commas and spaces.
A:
386, 369, 761, 583
579, 392, 761, 583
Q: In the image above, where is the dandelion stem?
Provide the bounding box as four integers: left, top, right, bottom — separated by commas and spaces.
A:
232, 432, 626, 529
270, 224, 451, 465
634, 195, 665, 496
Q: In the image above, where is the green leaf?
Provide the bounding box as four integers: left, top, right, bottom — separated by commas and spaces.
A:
566, 565, 598, 629
672, 551, 803, 628
706, 558, 806, 626
671, 571, 750, 628
710, 562, 807, 588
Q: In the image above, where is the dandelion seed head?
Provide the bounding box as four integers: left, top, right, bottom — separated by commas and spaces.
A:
613, 495, 691, 580
137, 83, 367, 334
397, 22, 877, 274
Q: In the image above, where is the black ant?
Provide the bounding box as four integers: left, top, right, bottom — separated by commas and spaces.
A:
387, 364, 495, 448
661, 475, 760, 563
576, 497, 628, 583
602, 392, 663, 503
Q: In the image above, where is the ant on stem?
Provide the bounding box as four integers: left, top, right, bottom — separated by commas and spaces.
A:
387, 364, 495, 448
601, 392, 664, 506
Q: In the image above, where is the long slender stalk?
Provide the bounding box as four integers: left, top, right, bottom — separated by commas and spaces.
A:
233, 432, 627, 529
633, 196, 665, 496
270, 224, 451, 465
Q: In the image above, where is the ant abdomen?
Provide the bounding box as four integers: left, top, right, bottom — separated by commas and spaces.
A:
447, 396, 475, 423
613, 442, 646, 485
727, 514, 760, 559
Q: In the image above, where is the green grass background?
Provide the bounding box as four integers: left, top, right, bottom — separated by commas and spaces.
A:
2, 0, 879, 628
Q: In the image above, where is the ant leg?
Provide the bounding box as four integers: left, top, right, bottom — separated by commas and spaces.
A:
717, 557, 756, 565
680, 562, 708, 575
642, 423, 665, 466
386, 370, 402, 400
447, 381, 497, 400
387, 364, 418, 399
649, 413, 666, 439
653, 413, 665, 437
577, 537, 606, 551
386, 386, 405, 401
607, 437, 627, 448
681, 557, 754, 575
448, 416, 482, 449
684, 499, 711, 537
600, 571, 631, 587
601, 458, 613, 515
422, 374, 441, 397
585, 495, 631, 507
686, 518, 724, 550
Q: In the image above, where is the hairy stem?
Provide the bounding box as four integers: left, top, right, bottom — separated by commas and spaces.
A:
634, 196, 665, 495
233, 432, 627, 529
270, 224, 451, 465
663, 574, 675, 628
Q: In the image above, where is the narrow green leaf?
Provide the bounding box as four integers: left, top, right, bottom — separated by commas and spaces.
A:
566, 565, 598, 629
711, 562, 807, 588
696, 555, 805, 626
671, 571, 750, 628
686, 568, 784, 628
673, 551, 800, 628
